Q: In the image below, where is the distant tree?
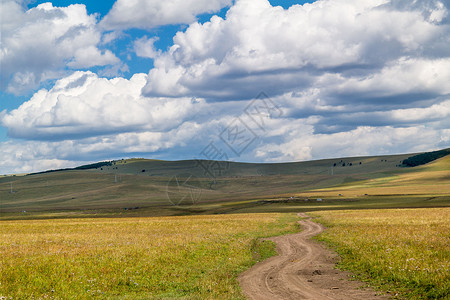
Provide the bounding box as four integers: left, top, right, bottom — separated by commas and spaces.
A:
75, 161, 112, 170
333, 163, 337, 167
359, 162, 362, 165
402, 149, 450, 167
142, 169, 146, 172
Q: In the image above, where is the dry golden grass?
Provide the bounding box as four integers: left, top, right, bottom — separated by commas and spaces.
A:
0, 213, 298, 299
312, 208, 450, 299
300, 156, 450, 198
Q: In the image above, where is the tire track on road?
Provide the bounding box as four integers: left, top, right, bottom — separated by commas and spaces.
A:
239, 213, 388, 300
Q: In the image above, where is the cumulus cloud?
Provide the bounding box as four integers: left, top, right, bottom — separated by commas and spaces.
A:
0, 123, 201, 174
254, 125, 448, 162
1, 71, 205, 140
100, 0, 233, 30
137, 0, 450, 160
0, 1, 119, 94
134, 36, 161, 59
1, 0, 450, 174
329, 58, 450, 105
0, 69, 209, 174
67, 47, 118, 69
142, 0, 450, 101
0, 140, 82, 174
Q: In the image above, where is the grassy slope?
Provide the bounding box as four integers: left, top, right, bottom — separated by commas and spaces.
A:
299, 156, 449, 299
93, 153, 413, 177
311, 208, 450, 299
306, 154, 450, 197
0, 152, 448, 219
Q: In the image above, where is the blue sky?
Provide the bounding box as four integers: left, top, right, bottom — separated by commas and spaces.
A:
1, 0, 449, 174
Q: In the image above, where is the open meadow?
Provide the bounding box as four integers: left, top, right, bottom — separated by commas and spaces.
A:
312, 208, 450, 299
0, 213, 299, 299
0, 151, 449, 298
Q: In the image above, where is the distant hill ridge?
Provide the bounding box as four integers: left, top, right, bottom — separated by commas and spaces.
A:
28, 147, 450, 178
2, 147, 448, 216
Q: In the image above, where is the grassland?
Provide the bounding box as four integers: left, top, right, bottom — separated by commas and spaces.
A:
1, 153, 448, 219
0, 151, 448, 298
0, 213, 299, 299
311, 208, 450, 299
300, 154, 450, 198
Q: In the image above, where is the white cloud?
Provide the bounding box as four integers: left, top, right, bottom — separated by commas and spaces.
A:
67, 47, 119, 68
100, 0, 233, 30
1, 71, 205, 140
0, 140, 81, 175
0, 120, 207, 174
0, 1, 119, 94
0, 68, 209, 174
390, 100, 450, 122
1, 0, 450, 174
254, 125, 447, 162
142, 0, 449, 100
331, 58, 450, 101
1, 79, 448, 174
134, 36, 161, 59
101, 31, 125, 45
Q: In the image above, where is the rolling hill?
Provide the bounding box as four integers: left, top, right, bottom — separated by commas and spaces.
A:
0, 148, 448, 219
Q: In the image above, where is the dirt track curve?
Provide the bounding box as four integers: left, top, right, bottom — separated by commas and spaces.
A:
239, 213, 389, 300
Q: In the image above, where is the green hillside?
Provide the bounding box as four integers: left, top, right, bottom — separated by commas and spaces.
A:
86, 153, 413, 177
0, 149, 448, 219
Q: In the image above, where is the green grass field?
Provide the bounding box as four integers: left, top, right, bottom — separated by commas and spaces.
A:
312, 208, 450, 299
0, 150, 448, 298
0, 213, 299, 299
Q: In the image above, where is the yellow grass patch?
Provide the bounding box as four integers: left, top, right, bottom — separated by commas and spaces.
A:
303, 155, 450, 197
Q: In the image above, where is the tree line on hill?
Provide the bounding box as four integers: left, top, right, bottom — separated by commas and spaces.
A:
402, 148, 450, 167
28, 161, 114, 175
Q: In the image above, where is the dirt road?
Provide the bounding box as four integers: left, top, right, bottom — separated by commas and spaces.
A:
239, 213, 388, 300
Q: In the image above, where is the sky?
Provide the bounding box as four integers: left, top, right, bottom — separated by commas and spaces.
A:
0, 0, 449, 174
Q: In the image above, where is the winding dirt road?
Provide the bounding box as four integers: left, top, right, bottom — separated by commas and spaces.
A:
239, 213, 388, 300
